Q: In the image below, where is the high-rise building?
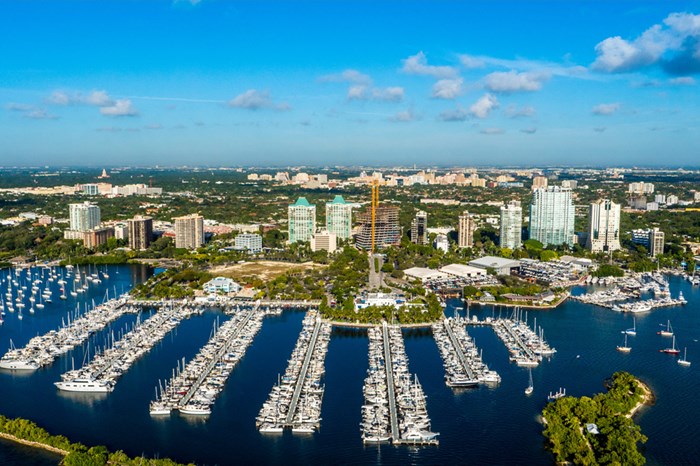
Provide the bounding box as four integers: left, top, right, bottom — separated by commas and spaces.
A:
531, 176, 548, 191
69, 202, 101, 232
82, 227, 114, 250
128, 215, 153, 250
355, 205, 401, 250
311, 230, 337, 253
411, 211, 428, 245
234, 233, 263, 253
586, 199, 621, 252
500, 200, 522, 249
650, 228, 665, 258
325, 195, 353, 240
628, 182, 655, 195
173, 214, 205, 249
288, 197, 316, 243
458, 211, 475, 249
529, 187, 575, 246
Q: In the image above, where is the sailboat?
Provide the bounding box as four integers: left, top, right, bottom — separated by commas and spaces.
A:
678, 348, 691, 366
617, 333, 632, 352
623, 318, 637, 336
658, 320, 673, 337
660, 335, 680, 354
524, 368, 534, 395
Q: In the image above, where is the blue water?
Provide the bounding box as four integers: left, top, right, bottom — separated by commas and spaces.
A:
0, 267, 698, 465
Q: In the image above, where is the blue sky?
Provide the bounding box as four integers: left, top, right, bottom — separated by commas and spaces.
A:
1, 1, 699, 167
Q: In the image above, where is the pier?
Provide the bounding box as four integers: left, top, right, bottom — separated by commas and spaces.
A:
257, 309, 331, 433
0, 297, 137, 371
433, 316, 500, 387
55, 303, 198, 392
360, 323, 438, 446
151, 305, 270, 416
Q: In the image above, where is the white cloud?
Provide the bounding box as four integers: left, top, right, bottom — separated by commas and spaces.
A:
401, 51, 458, 78
469, 93, 499, 119
484, 71, 549, 93
85, 90, 113, 106
459, 54, 486, 69
431, 78, 463, 99
47, 89, 115, 107
25, 109, 59, 120
100, 99, 139, 117
6, 103, 34, 112
592, 102, 620, 116
347, 85, 404, 102
228, 89, 290, 111
669, 76, 696, 85
505, 105, 536, 118
318, 69, 372, 85
592, 12, 700, 74
390, 109, 418, 122
480, 127, 505, 135
437, 107, 469, 122
47, 91, 71, 105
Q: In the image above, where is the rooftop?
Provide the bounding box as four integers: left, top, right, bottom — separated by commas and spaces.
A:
291, 197, 313, 207
469, 256, 521, 269
328, 195, 347, 204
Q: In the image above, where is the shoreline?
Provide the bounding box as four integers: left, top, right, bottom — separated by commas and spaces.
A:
0, 431, 68, 457
324, 319, 437, 328
628, 378, 655, 418
465, 291, 570, 310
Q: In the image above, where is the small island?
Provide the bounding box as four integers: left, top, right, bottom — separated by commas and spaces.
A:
542, 372, 652, 466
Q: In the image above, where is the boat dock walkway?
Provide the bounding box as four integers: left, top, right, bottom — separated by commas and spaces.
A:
433, 317, 501, 388
382, 322, 400, 442
55, 303, 198, 392
257, 309, 331, 433
151, 304, 271, 416
0, 297, 137, 371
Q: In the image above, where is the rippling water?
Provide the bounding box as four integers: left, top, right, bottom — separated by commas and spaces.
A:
0, 266, 698, 465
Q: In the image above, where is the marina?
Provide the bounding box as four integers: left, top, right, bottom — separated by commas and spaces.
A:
150, 304, 275, 416
488, 311, 556, 367
55, 302, 199, 392
432, 315, 500, 387
257, 309, 331, 433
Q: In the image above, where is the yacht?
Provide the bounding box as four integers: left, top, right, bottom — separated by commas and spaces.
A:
524, 368, 534, 395
54, 378, 114, 393
678, 348, 691, 367
658, 320, 673, 337
660, 335, 680, 355
616, 333, 632, 353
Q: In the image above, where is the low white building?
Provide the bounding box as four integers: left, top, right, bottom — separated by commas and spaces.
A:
403, 267, 449, 283
354, 293, 407, 311
469, 256, 521, 276
203, 277, 241, 294
439, 264, 487, 278
434, 234, 449, 252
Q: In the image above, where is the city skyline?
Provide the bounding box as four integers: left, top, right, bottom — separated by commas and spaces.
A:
2, 1, 700, 166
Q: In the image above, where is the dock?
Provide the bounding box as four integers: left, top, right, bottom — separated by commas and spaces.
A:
257, 309, 331, 433
433, 316, 500, 387
151, 304, 271, 416
55, 302, 198, 392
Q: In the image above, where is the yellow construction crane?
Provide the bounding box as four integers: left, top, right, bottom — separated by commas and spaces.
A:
370, 179, 379, 254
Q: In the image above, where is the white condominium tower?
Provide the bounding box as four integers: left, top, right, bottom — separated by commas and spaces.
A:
587, 199, 621, 252
288, 197, 316, 243
458, 211, 475, 248
500, 200, 522, 249
325, 195, 353, 240
173, 214, 205, 250
69, 202, 101, 232
529, 186, 575, 246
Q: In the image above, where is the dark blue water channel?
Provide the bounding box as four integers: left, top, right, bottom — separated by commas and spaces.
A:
0, 266, 699, 465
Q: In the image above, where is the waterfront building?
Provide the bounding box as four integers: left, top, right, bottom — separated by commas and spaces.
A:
411, 211, 428, 245
458, 211, 475, 249
500, 200, 522, 249
203, 277, 241, 294
631, 228, 665, 258
174, 214, 205, 250
69, 202, 101, 232
234, 233, 263, 253
529, 187, 575, 246
128, 215, 153, 250
355, 205, 401, 250
288, 197, 316, 243
311, 230, 337, 253
325, 195, 353, 240
586, 199, 621, 253
83, 227, 114, 250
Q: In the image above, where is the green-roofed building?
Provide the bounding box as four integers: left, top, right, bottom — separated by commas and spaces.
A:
325, 195, 353, 240
288, 197, 316, 243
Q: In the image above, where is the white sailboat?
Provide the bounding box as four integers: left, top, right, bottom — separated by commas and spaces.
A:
658, 320, 673, 337
623, 318, 636, 336
525, 368, 534, 395
617, 333, 632, 353
678, 347, 691, 367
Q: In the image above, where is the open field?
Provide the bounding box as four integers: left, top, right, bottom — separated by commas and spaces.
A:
209, 261, 326, 281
